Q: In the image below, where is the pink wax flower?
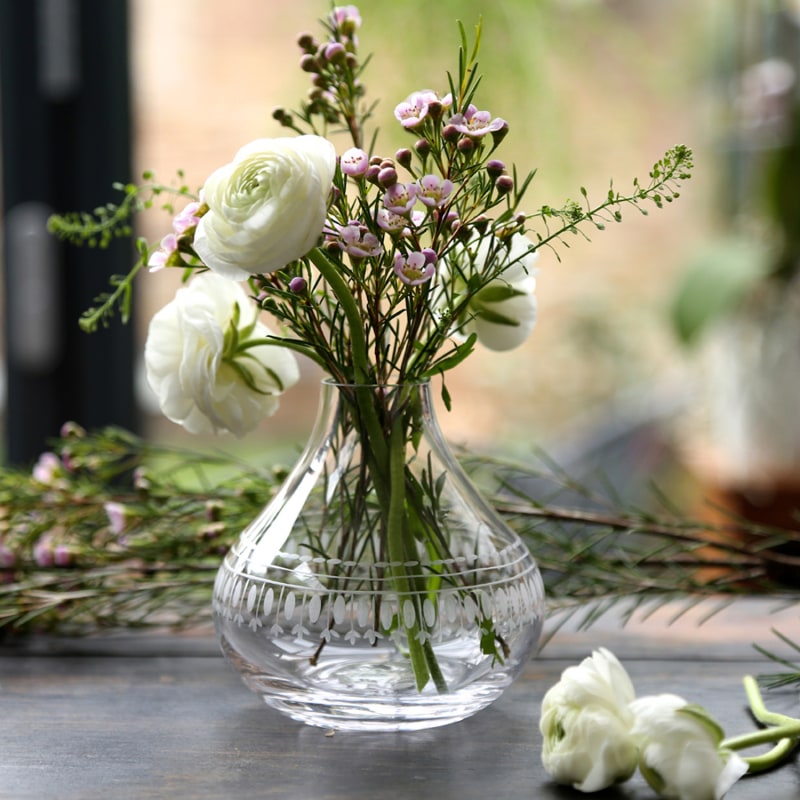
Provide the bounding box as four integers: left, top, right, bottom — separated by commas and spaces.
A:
376, 208, 424, 236
59, 421, 85, 439
326, 220, 383, 258
173, 200, 202, 234
33, 535, 55, 568
394, 90, 452, 129
288, 276, 308, 293
377, 166, 398, 188
133, 467, 151, 491
147, 233, 178, 272
32, 452, 64, 485
104, 502, 129, 535
383, 183, 418, 214
448, 104, 507, 138
486, 159, 506, 177
148, 200, 202, 271
322, 41, 347, 64
339, 221, 383, 258
417, 175, 454, 208
394, 251, 436, 286
394, 93, 430, 129
53, 544, 73, 567
330, 5, 361, 37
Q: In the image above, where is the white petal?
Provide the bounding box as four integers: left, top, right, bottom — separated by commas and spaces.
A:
143, 272, 299, 436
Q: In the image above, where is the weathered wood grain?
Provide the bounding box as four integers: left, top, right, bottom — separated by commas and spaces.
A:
1, 600, 797, 800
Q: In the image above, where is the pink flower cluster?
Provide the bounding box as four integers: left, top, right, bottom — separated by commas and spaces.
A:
330, 87, 511, 291
148, 200, 203, 272
32, 451, 66, 486
336, 147, 459, 286
33, 532, 73, 568
393, 91, 507, 141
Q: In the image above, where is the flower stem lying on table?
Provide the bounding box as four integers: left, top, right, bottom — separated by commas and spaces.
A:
721, 676, 800, 774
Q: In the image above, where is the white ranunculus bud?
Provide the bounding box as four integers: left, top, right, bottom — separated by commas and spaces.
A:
629, 694, 748, 800
439, 232, 538, 351
144, 272, 299, 437
193, 135, 336, 279
540, 648, 639, 792
467, 276, 537, 351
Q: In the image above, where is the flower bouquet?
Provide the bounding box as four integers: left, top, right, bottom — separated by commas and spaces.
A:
49, 6, 692, 729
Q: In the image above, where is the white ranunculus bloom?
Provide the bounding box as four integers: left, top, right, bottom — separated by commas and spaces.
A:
629, 694, 748, 800
439, 232, 538, 351
144, 272, 299, 437
540, 648, 639, 792
193, 135, 336, 279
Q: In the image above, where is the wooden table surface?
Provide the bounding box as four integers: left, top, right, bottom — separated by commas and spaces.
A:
1, 598, 799, 800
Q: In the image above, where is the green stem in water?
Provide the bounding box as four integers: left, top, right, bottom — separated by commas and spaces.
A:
386, 414, 432, 692
398, 484, 448, 693
721, 676, 800, 774
308, 248, 448, 693
423, 638, 448, 693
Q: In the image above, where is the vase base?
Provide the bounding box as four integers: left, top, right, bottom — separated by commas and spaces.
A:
259, 693, 491, 732
252, 677, 510, 731
220, 635, 516, 731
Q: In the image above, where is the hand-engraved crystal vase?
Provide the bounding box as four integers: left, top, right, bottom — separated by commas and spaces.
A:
213, 380, 545, 731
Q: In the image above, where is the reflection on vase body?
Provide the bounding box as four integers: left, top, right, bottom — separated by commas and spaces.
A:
213, 381, 545, 731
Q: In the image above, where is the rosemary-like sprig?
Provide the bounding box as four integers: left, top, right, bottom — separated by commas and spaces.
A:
1, 426, 798, 648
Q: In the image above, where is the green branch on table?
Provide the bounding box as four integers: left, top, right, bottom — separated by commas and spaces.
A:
754, 629, 800, 689
1, 426, 799, 678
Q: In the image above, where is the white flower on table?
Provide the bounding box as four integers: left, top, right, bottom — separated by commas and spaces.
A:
629, 693, 748, 800
144, 271, 299, 437
539, 647, 639, 792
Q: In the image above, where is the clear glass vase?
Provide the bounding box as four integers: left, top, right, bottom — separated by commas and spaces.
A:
213, 380, 545, 731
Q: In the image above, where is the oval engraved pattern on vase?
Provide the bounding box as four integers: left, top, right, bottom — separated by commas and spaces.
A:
213, 543, 544, 642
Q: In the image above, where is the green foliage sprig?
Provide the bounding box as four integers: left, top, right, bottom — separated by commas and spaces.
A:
47, 171, 195, 247
0, 426, 276, 633
534, 144, 693, 259
47, 173, 199, 332
1, 426, 797, 647
754, 630, 800, 689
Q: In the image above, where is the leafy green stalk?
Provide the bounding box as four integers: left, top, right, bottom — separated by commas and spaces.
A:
721, 676, 800, 773
48, 176, 200, 332
385, 413, 434, 691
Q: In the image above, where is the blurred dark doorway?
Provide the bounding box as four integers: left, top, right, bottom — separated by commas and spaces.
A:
0, 0, 138, 466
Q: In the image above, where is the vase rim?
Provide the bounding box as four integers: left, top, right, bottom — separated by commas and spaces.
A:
321, 378, 431, 389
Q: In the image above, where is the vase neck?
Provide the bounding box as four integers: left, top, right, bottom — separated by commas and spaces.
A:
312, 380, 438, 442
321, 380, 434, 409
